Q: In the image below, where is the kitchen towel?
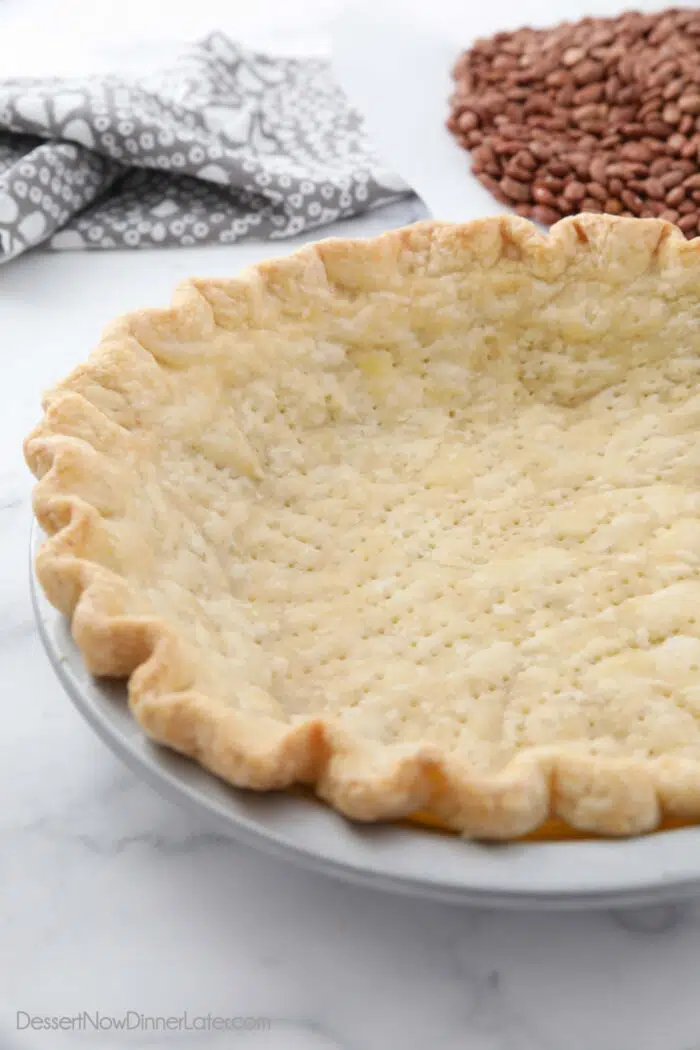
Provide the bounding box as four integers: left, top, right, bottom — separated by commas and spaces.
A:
0, 32, 410, 262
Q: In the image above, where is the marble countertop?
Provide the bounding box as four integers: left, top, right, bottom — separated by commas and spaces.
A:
3, 2, 700, 1048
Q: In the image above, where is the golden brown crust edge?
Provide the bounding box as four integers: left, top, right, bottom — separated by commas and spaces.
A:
24, 213, 700, 840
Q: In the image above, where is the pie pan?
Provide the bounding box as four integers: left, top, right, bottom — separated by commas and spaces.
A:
31, 526, 700, 909
26, 214, 700, 904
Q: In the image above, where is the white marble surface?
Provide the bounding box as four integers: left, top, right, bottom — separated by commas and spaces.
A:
4, 2, 700, 1048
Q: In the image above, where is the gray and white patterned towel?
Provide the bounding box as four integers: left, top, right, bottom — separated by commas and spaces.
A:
0, 32, 410, 262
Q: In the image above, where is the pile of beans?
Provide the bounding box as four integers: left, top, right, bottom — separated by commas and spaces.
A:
447, 8, 700, 236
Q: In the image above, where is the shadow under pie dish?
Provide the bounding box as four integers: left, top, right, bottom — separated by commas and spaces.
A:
24, 213, 700, 841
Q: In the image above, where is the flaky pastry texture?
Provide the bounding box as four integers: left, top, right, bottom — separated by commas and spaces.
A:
25, 214, 700, 839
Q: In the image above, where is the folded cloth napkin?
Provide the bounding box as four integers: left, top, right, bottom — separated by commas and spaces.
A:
0, 32, 410, 263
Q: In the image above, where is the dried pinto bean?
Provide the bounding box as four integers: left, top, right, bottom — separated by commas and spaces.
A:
666, 185, 686, 206
500, 176, 531, 201
586, 182, 608, 202
448, 7, 700, 237
532, 204, 561, 224
678, 213, 698, 232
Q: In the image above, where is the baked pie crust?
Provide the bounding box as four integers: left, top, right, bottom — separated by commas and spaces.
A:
25, 214, 700, 839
